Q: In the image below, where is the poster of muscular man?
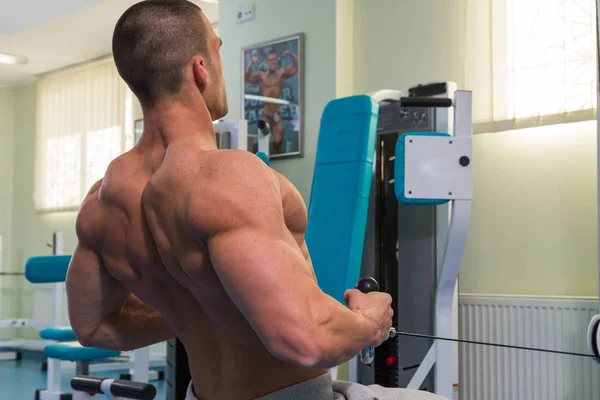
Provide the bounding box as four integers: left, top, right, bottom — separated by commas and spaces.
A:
242, 33, 303, 159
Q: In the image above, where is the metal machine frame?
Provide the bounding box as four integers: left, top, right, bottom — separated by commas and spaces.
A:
354, 82, 472, 399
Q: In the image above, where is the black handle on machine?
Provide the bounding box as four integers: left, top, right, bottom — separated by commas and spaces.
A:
71, 376, 157, 400
357, 277, 380, 364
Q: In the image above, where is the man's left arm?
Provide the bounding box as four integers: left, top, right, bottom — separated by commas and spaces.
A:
66, 243, 175, 351
281, 50, 299, 79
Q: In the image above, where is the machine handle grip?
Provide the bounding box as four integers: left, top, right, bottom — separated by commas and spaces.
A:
357, 277, 379, 293
357, 277, 380, 364
71, 376, 156, 399
399, 97, 453, 108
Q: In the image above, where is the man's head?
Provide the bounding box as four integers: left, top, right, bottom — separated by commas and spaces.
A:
113, 0, 227, 119
267, 51, 278, 72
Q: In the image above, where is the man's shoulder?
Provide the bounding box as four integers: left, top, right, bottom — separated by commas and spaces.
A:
183, 150, 280, 235
177, 148, 271, 181
186, 150, 276, 201
76, 179, 106, 247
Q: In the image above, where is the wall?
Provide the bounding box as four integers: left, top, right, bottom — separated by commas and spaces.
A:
0, 87, 16, 335
335, 0, 354, 98
219, 0, 337, 202
460, 122, 598, 296
0, 88, 15, 268
351, 0, 468, 95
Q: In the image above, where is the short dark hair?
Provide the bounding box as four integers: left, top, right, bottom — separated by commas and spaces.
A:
112, 0, 209, 107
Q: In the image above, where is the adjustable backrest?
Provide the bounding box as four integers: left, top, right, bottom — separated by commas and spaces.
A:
25, 255, 72, 283
306, 95, 379, 304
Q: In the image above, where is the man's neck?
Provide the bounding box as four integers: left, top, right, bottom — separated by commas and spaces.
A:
140, 100, 216, 149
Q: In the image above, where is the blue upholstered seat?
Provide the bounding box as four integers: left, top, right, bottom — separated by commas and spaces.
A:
44, 341, 120, 362
25, 255, 72, 283
40, 326, 77, 341
306, 95, 379, 305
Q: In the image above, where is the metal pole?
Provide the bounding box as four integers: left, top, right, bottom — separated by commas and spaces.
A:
53, 232, 65, 327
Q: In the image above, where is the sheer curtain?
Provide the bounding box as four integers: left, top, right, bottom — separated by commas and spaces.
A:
459, 0, 598, 295
35, 58, 128, 212
465, 0, 597, 133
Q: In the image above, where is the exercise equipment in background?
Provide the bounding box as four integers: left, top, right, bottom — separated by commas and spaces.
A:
349, 83, 467, 397
0, 233, 65, 362
70, 376, 156, 400
26, 249, 160, 400
305, 94, 379, 380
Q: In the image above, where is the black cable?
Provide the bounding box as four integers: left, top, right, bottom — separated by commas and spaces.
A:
395, 331, 596, 359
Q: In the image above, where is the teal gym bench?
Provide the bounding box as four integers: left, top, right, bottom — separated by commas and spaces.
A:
26, 256, 157, 400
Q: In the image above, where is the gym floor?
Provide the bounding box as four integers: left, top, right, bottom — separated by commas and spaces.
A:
1, 352, 167, 399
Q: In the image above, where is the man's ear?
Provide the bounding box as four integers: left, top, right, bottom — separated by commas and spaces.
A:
192, 56, 208, 92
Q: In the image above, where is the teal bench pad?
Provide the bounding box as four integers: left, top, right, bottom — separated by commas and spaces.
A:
256, 151, 270, 165
306, 95, 379, 305
25, 255, 72, 283
44, 342, 120, 361
40, 327, 77, 341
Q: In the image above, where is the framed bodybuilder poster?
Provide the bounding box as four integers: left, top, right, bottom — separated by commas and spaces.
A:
242, 33, 304, 159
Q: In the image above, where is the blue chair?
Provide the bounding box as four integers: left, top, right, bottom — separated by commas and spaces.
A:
304, 95, 379, 378
306, 95, 379, 305
25, 256, 121, 400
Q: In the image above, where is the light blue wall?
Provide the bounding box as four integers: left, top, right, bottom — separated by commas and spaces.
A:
0, 88, 15, 271
460, 123, 598, 296
352, 0, 468, 94
0, 87, 16, 336
219, 0, 337, 202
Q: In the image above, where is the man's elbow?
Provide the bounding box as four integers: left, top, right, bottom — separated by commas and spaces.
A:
262, 324, 336, 369
72, 323, 122, 351
72, 325, 99, 348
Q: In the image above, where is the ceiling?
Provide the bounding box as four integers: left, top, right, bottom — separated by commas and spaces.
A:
0, 0, 219, 87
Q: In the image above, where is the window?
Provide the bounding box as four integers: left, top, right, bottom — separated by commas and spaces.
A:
35, 58, 129, 212
466, 0, 597, 133
460, 0, 598, 295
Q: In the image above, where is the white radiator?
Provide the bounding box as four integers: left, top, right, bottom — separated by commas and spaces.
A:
458, 294, 600, 400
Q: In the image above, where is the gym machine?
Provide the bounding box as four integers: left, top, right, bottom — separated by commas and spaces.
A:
353, 82, 471, 399
0, 234, 58, 361
70, 376, 156, 400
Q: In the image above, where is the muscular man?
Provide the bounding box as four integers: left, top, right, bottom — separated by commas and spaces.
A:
66, 2, 442, 399
245, 49, 298, 155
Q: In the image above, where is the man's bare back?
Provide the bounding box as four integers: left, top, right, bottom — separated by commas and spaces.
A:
68, 138, 326, 399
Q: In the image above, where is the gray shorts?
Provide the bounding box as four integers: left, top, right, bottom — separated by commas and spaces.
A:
185, 373, 448, 400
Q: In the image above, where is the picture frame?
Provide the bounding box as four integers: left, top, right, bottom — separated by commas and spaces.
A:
242, 33, 304, 159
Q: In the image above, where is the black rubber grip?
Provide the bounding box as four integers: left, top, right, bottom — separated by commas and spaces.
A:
71, 376, 156, 399
400, 97, 452, 108
111, 380, 157, 399
357, 277, 379, 293
71, 376, 103, 393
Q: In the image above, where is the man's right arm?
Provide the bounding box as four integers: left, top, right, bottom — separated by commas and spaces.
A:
186, 152, 389, 369
244, 59, 261, 83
